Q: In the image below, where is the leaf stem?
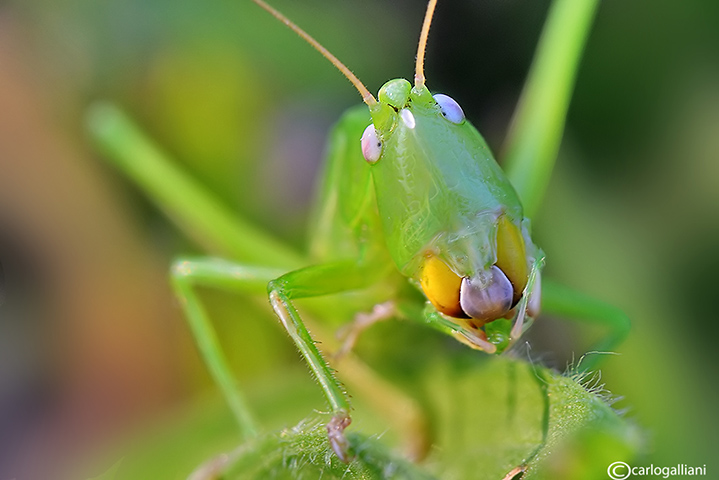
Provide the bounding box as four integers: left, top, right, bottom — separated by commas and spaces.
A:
503, 0, 600, 218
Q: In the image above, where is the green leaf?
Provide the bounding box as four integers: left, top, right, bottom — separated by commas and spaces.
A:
109, 357, 639, 480
424, 357, 642, 479
217, 422, 436, 480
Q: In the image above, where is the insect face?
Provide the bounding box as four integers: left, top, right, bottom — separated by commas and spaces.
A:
362, 79, 541, 343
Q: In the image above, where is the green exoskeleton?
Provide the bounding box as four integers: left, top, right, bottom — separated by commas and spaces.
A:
89, 0, 630, 469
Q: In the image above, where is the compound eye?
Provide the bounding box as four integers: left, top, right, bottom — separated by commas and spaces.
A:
433, 93, 465, 124
360, 124, 382, 163
459, 266, 514, 324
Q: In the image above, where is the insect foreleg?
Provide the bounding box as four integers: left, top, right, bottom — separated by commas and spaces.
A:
267, 259, 384, 462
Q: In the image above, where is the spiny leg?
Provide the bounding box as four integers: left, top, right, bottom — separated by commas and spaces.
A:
267, 260, 382, 462
269, 290, 351, 460
263, 292, 431, 461
173, 256, 425, 463
541, 279, 631, 372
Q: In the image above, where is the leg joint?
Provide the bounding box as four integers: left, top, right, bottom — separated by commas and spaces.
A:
170, 258, 196, 279
267, 277, 289, 296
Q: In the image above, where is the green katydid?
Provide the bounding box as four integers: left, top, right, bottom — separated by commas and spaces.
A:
88, 0, 630, 469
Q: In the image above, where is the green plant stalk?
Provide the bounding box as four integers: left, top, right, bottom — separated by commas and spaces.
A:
87, 103, 304, 269
503, 0, 599, 218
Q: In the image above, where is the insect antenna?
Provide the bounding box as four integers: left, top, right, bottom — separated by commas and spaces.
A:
251, 0, 377, 106
415, 0, 439, 90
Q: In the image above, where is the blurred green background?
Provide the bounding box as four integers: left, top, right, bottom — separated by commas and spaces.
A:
0, 0, 717, 478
